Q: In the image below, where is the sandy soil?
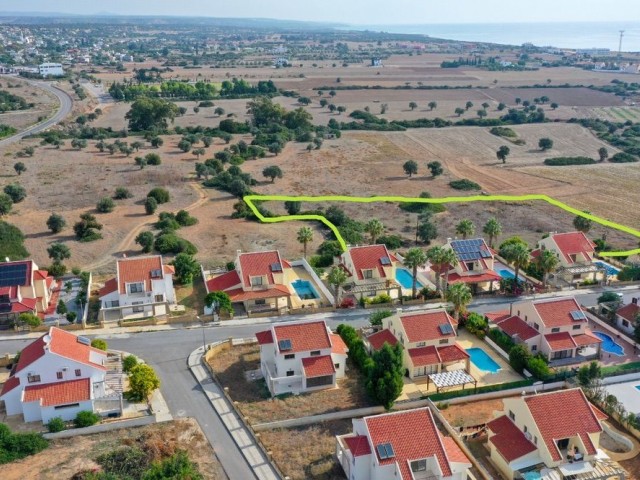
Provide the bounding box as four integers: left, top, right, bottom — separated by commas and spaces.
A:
0, 78, 58, 131
0, 418, 226, 480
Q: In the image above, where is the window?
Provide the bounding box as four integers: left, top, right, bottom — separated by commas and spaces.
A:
416, 342, 426, 347
310, 350, 321, 356
154, 294, 164, 302
466, 262, 474, 271
525, 315, 528, 321
364, 269, 373, 279
306, 375, 333, 388
411, 460, 427, 473
255, 299, 266, 305
532, 345, 537, 352
286, 370, 294, 377
75, 369, 81, 377
27, 374, 41, 383
128, 282, 144, 294
439, 339, 448, 345
533, 322, 540, 331
56, 371, 63, 379
509, 410, 515, 421
132, 302, 144, 313
284, 353, 295, 360
524, 425, 528, 433
109, 300, 120, 308
551, 327, 560, 333
54, 403, 80, 410
517, 310, 520, 317
251, 276, 263, 286
623, 319, 630, 328
534, 436, 538, 445
573, 324, 581, 330
334, 363, 340, 369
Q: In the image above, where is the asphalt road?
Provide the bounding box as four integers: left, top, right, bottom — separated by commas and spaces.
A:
1, 288, 638, 478
0, 76, 74, 148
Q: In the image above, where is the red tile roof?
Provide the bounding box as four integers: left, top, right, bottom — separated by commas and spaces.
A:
226, 285, 291, 302
495, 315, 540, 341
617, 302, 640, 322
437, 344, 469, 363
23, 378, 91, 406
573, 331, 603, 347
0, 375, 20, 396
447, 271, 502, 284
10, 297, 37, 314
487, 415, 537, 462
302, 355, 335, 377
544, 332, 577, 351
0, 260, 33, 287
99, 278, 118, 297
485, 310, 511, 323
238, 251, 284, 288
0, 285, 18, 299
12, 335, 47, 373
533, 298, 586, 328
205, 270, 242, 293
551, 232, 595, 264
525, 388, 603, 462
331, 334, 348, 355
400, 310, 456, 343
408, 345, 440, 366
273, 321, 331, 353
441, 436, 470, 465
255, 330, 274, 345
348, 245, 394, 280
163, 265, 175, 275
343, 435, 372, 457
117, 255, 164, 294
366, 329, 398, 351
365, 408, 452, 479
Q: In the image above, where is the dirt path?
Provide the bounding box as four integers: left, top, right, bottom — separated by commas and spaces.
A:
82, 182, 209, 272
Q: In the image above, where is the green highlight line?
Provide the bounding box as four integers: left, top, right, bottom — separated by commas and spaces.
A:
243, 194, 640, 258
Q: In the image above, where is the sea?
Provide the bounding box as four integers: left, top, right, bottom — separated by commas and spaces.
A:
343, 22, 640, 52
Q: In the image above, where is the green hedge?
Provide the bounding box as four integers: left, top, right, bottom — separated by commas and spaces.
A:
543, 156, 596, 166
609, 152, 638, 163
601, 361, 640, 377
449, 179, 481, 191
489, 126, 517, 138
427, 379, 534, 402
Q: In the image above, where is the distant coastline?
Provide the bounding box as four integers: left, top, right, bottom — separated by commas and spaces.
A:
343, 21, 640, 51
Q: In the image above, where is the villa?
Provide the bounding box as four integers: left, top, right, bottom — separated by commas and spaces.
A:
366, 308, 470, 380
489, 297, 602, 363
614, 297, 639, 336
336, 407, 472, 480
436, 238, 501, 294
487, 388, 625, 480
338, 244, 402, 302
0, 260, 56, 329
98, 255, 176, 322
255, 320, 348, 396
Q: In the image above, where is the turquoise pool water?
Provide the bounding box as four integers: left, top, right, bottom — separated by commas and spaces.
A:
291, 279, 319, 300
396, 268, 423, 289
521, 472, 542, 480
593, 331, 624, 356
466, 347, 501, 373
594, 260, 620, 277
498, 269, 515, 279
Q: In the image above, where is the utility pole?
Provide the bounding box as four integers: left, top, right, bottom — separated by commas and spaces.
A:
618, 30, 625, 58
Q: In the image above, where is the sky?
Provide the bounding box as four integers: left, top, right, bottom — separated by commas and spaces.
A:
6, 0, 640, 25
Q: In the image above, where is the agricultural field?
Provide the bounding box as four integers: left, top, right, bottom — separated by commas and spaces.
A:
0, 79, 58, 131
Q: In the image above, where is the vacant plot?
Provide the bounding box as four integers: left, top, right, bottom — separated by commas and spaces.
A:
487, 87, 623, 107
0, 79, 58, 131
438, 397, 505, 428
260, 420, 350, 480
0, 418, 225, 480
206, 343, 373, 425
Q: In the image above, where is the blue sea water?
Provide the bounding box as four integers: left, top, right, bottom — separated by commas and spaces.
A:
344, 22, 640, 51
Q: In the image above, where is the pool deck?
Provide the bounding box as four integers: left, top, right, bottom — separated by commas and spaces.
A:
605, 380, 640, 415
586, 316, 640, 366
289, 266, 331, 309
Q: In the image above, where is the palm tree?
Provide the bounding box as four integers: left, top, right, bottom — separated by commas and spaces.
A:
296, 226, 313, 259
446, 282, 472, 320
455, 219, 475, 239
426, 246, 445, 292
502, 243, 530, 287
537, 249, 559, 287
403, 247, 427, 299
482, 218, 502, 248
440, 248, 458, 293
365, 219, 384, 245
328, 266, 348, 307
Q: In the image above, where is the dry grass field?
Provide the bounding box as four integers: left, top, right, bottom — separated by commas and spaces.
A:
0, 78, 58, 131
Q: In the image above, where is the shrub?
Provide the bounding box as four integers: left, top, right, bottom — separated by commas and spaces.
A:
91, 339, 108, 351
369, 309, 393, 326
609, 152, 638, 163
46, 213, 66, 234
144, 196, 158, 215
366, 294, 392, 305
145, 152, 161, 165
449, 179, 481, 190
0, 221, 29, 260
465, 312, 488, 335
340, 297, 356, 309
526, 356, 550, 380
74, 410, 101, 428
154, 233, 198, 255
509, 344, 531, 374
488, 328, 515, 353
175, 209, 198, 226
128, 364, 160, 401
18, 312, 41, 327
4, 183, 26, 203
123, 355, 139, 373
65, 312, 77, 322
96, 446, 149, 479
543, 156, 596, 166
47, 417, 65, 433
377, 234, 404, 249
114, 187, 133, 199
489, 126, 517, 138
96, 197, 115, 213
0, 424, 49, 464
147, 187, 170, 204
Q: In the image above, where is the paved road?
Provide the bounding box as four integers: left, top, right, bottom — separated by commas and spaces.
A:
0, 76, 73, 148
1, 287, 638, 478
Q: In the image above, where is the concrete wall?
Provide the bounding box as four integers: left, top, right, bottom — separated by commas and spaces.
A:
291, 258, 335, 305
43, 414, 155, 439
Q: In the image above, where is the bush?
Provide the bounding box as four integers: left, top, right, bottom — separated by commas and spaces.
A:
175, 210, 198, 226
147, 187, 170, 204
0, 221, 29, 260
91, 339, 108, 351
46, 417, 65, 433
154, 233, 198, 255
369, 309, 393, 326
543, 156, 596, 166
489, 126, 517, 138
145, 152, 161, 165
449, 179, 481, 190
377, 234, 404, 249
488, 328, 515, 353
509, 344, 531, 374
610, 152, 638, 163
128, 364, 160, 401
144, 196, 158, 215
96, 446, 149, 479
0, 424, 49, 464
366, 294, 392, 305
96, 197, 115, 213
74, 410, 101, 428
4, 183, 26, 203
114, 187, 133, 199
527, 356, 550, 380
123, 355, 139, 373
465, 312, 488, 336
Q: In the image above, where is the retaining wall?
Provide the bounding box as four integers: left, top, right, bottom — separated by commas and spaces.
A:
43, 414, 155, 439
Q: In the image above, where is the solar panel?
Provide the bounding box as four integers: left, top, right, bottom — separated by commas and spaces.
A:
376, 443, 395, 460
0, 303, 11, 313
439, 323, 454, 335
570, 310, 586, 321
0, 263, 28, 288
278, 339, 292, 351
0, 294, 9, 304
77, 336, 91, 346
384, 443, 395, 458
270, 262, 282, 272
481, 249, 492, 258
380, 256, 391, 266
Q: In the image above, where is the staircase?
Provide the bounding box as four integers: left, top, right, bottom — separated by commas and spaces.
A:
104, 353, 124, 396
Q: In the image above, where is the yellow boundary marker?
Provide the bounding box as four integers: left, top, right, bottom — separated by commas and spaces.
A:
243, 194, 640, 258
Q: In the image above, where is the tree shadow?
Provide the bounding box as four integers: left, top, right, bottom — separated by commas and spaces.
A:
385, 175, 411, 181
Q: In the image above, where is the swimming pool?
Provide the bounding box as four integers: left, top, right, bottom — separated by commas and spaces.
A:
521, 471, 542, 480
497, 268, 525, 281
593, 331, 625, 356
466, 347, 501, 373
291, 279, 319, 300
396, 268, 423, 290
594, 261, 620, 277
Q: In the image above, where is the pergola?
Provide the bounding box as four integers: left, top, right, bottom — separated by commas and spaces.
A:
427, 369, 477, 394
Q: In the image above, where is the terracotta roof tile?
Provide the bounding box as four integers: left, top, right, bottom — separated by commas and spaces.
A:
343, 435, 372, 457
117, 255, 164, 294
273, 321, 331, 353
533, 298, 586, 328
487, 415, 537, 462
496, 315, 540, 341
255, 330, 273, 345
365, 408, 452, 479
366, 329, 398, 351
0, 375, 20, 396
485, 310, 511, 323
205, 270, 241, 293
0, 285, 18, 299
573, 331, 602, 347
447, 271, 501, 284
331, 333, 348, 355
437, 344, 469, 363
227, 285, 291, 302
301, 355, 335, 377
99, 278, 118, 297
544, 332, 577, 351
348, 245, 394, 280
238, 251, 284, 288
408, 345, 441, 366
551, 232, 595, 264
23, 378, 90, 406
10, 297, 37, 314
400, 310, 456, 343
13, 335, 47, 373
524, 388, 603, 462
441, 436, 470, 464
617, 302, 640, 322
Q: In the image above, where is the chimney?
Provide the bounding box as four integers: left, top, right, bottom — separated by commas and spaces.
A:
122, 253, 127, 258
633, 297, 638, 305
236, 249, 242, 256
